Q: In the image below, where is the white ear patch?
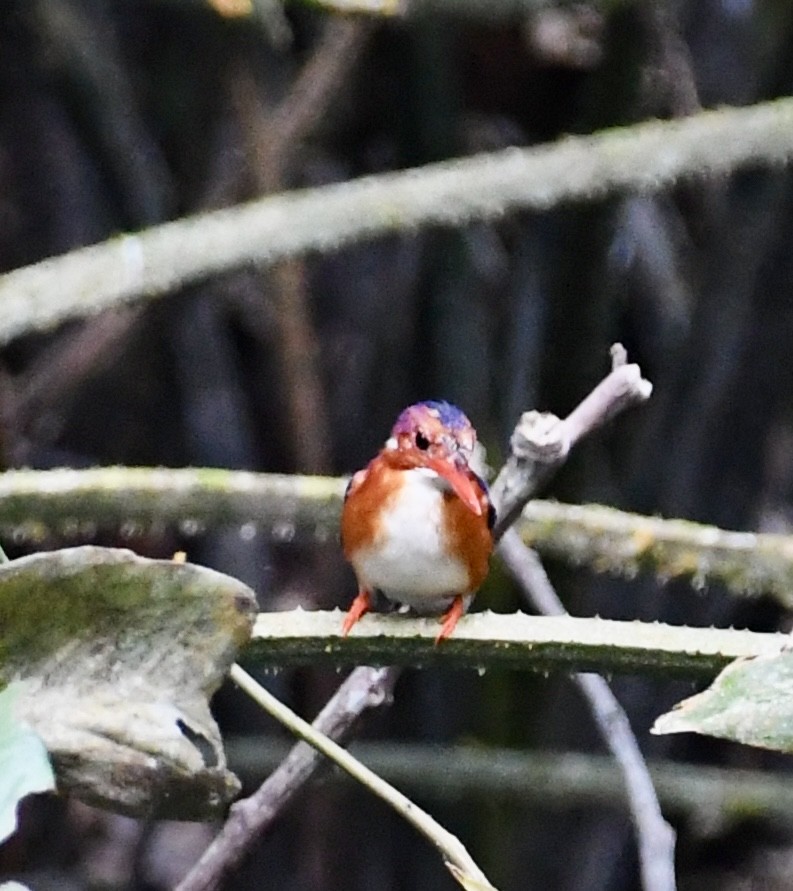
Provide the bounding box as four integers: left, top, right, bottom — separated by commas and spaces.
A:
415, 466, 440, 479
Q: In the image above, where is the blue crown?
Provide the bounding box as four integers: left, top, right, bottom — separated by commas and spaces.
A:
416, 400, 470, 430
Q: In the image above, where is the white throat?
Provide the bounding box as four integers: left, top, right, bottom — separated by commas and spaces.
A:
352, 468, 469, 613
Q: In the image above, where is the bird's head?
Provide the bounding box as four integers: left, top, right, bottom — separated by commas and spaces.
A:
385, 400, 483, 516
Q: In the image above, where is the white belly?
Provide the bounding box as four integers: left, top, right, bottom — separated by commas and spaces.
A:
352, 469, 469, 614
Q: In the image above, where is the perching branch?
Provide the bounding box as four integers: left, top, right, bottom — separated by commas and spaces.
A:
245, 608, 785, 676
229, 665, 498, 891
3, 100, 793, 342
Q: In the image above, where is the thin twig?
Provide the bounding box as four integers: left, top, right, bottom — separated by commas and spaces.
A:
499, 534, 677, 891
6, 308, 141, 464
176, 664, 400, 891
229, 665, 498, 891
236, 18, 372, 473
3, 100, 793, 343
33, 0, 172, 225
250, 19, 373, 182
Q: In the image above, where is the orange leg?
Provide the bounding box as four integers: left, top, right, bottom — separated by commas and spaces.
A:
436, 595, 465, 644
342, 589, 373, 636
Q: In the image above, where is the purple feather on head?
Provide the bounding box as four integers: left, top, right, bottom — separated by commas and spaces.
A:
391, 400, 473, 438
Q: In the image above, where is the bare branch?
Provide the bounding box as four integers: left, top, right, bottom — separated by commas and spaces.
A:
492, 346, 673, 891
229, 665, 497, 890
176, 664, 400, 891
3, 100, 793, 342
499, 534, 676, 891
491, 344, 652, 538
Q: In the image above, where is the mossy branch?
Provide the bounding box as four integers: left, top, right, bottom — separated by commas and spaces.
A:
227, 736, 793, 830
519, 500, 793, 609
2, 100, 793, 342
0, 467, 344, 544
3, 467, 793, 610
246, 609, 785, 677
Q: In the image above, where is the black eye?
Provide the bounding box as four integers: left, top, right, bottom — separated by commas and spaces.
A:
415, 431, 430, 450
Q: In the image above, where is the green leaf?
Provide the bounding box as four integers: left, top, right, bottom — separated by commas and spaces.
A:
0, 683, 55, 844
0, 547, 257, 819
652, 648, 793, 751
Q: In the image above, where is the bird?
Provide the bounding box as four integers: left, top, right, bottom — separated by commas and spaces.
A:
340, 400, 495, 643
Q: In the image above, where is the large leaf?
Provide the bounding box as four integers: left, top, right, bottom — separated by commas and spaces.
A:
0, 683, 55, 844
0, 546, 257, 819
652, 648, 793, 752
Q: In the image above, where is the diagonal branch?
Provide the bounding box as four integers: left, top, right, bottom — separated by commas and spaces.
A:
3, 100, 793, 342
499, 534, 677, 891
229, 665, 497, 890
490, 346, 674, 891
168, 344, 656, 890
176, 664, 400, 891
491, 343, 652, 536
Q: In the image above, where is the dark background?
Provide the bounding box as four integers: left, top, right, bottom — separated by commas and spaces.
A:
1, 1, 793, 889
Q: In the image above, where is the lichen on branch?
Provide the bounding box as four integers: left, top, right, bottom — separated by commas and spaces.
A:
2, 99, 793, 343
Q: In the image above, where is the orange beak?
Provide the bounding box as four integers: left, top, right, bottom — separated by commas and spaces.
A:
426, 456, 482, 516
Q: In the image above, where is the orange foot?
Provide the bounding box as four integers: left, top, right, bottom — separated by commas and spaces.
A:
435, 595, 464, 645
342, 589, 373, 636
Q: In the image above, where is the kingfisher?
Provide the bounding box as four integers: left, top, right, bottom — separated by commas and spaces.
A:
340, 400, 495, 643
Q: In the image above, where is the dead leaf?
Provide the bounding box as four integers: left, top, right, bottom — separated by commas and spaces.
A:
0, 546, 257, 819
